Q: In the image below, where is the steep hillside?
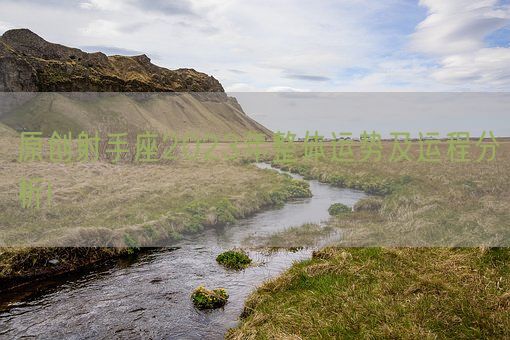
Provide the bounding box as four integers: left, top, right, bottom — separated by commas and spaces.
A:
0, 29, 271, 137
0, 92, 271, 137
0, 121, 16, 137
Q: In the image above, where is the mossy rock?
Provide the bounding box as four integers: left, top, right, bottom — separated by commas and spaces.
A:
191, 286, 229, 309
216, 250, 252, 270
328, 203, 352, 215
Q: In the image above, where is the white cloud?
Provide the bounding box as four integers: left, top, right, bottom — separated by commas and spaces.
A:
411, 0, 509, 55
343, 58, 443, 91
432, 48, 510, 87
410, 0, 510, 89
225, 83, 257, 92
1, 0, 509, 90
81, 19, 123, 37
79, 0, 124, 11
265, 86, 310, 93
0, 20, 13, 34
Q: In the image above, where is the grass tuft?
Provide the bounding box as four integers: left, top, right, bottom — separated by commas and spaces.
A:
328, 203, 351, 215
216, 249, 252, 270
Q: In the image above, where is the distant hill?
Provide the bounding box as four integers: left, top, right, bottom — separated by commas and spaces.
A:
0, 29, 271, 137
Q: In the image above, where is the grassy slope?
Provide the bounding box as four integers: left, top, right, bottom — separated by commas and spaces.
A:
0, 93, 272, 138
0, 122, 17, 137
229, 141, 510, 338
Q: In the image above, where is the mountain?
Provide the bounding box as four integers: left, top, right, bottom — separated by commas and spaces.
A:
0, 29, 271, 137
0, 28, 224, 92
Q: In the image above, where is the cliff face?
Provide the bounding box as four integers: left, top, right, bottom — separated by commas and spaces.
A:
0, 29, 272, 137
0, 29, 224, 92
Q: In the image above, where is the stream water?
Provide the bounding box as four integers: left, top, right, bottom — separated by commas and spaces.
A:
0, 163, 365, 339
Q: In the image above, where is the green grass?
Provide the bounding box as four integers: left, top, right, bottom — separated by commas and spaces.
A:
228, 247, 510, 339
216, 250, 252, 270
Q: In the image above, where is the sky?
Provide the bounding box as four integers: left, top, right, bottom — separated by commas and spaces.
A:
1, 0, 510, 92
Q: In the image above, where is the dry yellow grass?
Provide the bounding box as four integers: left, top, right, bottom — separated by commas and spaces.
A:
276, 141, 510, 246
0, 135, 303, 282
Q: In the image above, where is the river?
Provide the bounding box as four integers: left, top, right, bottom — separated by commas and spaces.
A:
0, 163, 365, 339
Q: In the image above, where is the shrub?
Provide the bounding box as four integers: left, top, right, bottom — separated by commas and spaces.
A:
328, 203, 352, 215
330, 175, 346, 187
285, 179, 312, 198
216, 250, 252, 269
191, 286, 229, 309
353, 197, 383, 212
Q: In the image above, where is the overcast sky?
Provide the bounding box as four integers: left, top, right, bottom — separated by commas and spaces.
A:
1, 0, 510, 92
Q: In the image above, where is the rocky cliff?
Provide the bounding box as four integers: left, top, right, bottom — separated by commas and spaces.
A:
0, 29, 224, 92
0, 29, 272, 137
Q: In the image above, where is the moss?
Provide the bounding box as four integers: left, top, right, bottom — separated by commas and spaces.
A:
185, 201, 208, 219
216, 250, 252, 270
267, 178, 311, 207
328, 203, 352, 215
182, 199, 237, 230
191, 286, 229, 309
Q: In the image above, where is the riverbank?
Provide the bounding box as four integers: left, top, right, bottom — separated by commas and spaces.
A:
0, 163, 365, 338
229, 141, 510, 338
1, 168, 309, 290
0, 134, 310, 290
228, 247, 510, 339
